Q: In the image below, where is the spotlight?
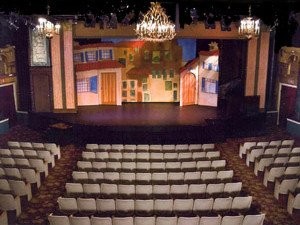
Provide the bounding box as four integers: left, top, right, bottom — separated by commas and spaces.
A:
205, 12, 216, 29
84, 12, 96, 27
221, 15, 232, 31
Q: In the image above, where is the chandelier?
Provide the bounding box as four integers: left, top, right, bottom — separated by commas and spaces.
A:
35, 17, 61, 38
135, 2, 176, 42
238, 6, 260, 39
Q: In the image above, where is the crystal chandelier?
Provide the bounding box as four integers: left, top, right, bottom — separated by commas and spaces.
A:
238, 6, 260, 39
35, 5, 60, 38
135, 2, 176, 42
35, 17, 61, 38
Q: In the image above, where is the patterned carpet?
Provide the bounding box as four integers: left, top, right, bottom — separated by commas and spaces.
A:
0, 125, 299, 225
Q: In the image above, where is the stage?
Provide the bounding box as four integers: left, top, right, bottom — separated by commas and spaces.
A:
28, 103, 266, 145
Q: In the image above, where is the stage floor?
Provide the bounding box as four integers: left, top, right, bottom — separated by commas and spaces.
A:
40, 103, 220, 126
29, 103, 265, 145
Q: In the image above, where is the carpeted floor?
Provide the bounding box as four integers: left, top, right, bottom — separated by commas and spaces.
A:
0, 125, 299, 225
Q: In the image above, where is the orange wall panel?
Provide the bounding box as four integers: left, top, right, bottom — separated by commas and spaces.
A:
257, 32, 270, 108
245, 38, 257, 96
63, 29, 76, 109
50, 34, 63, 109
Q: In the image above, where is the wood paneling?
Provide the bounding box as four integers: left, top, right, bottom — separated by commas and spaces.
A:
101, 72, 117, 105
30, 67, 52, 112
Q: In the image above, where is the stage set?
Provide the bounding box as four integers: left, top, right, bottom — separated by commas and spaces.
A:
1, 19, 272, 145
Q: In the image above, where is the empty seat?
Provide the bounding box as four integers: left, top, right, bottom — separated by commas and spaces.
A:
136, 162, 150, 172
72, 171, 89, 182
108, 152, 122, 161
9, 179, 32, 201
170, 184, 188, 198
119, 172, 135, 184
77, 198, 97, 215
217, 170, 233, 182
20, 168, 41, 188
136, 173, 151, 184
189, 144, 202, 152
83, 183, 101, 197
48, 213, 70, 225
124, 145, 136, 152
206, 183, 225, 197
211, 160, 226, 170
65, 183, 83, 197
193, 198, 214, 215
213, 197, 233, 214
221, 215, 244, 225
173, 199, 194, 216
231, 196, 252, 213
106, 162, 121, 171
152, 173, 168, 184
164, 153, 178, 161
153, 185, 170, 198
7, 141, 20, 149
175, 144, 189, 151
150, 162, 165, 172
136, 145, 149, 151
103, 172, 119, 182
122, 152, 136, 161
197, 161, 211, 170
188, 184, 206, 198
86, 144, 99, 151
98, 144, 111, 151
96, 199, 115, 216
154, 199, 174, 216
150, 152, 164, 161
242, 214, 265, 225
274, 178, 298, 200
112, 217, 134, 225
118, 184, 135, 198
19, 142, 33, 149
90, 216, 112, 225
88, 172, 104, 182
184, 171, 201, 184
69, 215, 91, 225
287, 192, 300, 214
115, 199, 134, 216
181, 161, 196, 172
0, 193, 21, 217
199, 216, 222, 225
92, 162, 107, 171
111, 144, 124, 152
95, 152, 109, 161
239, 142, 256, 158
136, 185, 153, 199
168, 172, 184, 184
136, 152, 150, 161
82, 151, 96, 160
156, 217, 177, 225
224, 182, 242, 196
201, 171, 218, 183
166, 162, 181, 172
135, 199, 154, 216
100, 183, 118, 198
177, 216, 199, 225
135, 216, 155, 225
77, 161, 93, 171
57, 197, 78, 215
10, 149, 25, 157
121, 162, 136, 172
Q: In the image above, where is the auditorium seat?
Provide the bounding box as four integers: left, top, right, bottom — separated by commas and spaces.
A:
199, 216, 222, 225
135, 199, 154, 216
77, 197, 97, 216
135, 216, 155, 225
239, 141, 256, 159
69, 215, 91, 225
112, 216, 134, 225
48, 213, 70, 225
221, 215, 244, 225
96, 199, 115, 216
193, 198, 214, 216
274, 177, 298, 200
90, 216, 112, 225
177, 216, 199, 225
242, 214, 265, 225
0, 193, 22, 217
57, 197, 78, 215
156, 216, 177, 225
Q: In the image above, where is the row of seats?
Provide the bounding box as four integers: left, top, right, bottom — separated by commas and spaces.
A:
86, 144, 215, 152
254, 155, 300, 176
64, 182, 242, 199
0, 178, 32, 201
81, 151, 220, 162
246, 147, 300, 167
263, 165, 300, 188
239, 139, 295, 158
77, 160, 225, 172
0, 166, 41, 188
0, 148, 55, 167
0, 157, 49, 177
238, 140, 300, 215
7, 141, 61, 159
57, 196, 253, 216
72, 170, 234, 184
48, 214, 266, 225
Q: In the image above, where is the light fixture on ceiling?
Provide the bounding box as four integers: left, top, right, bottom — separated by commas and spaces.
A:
238, 5, 260, 39
135, 2, 176, 42
35, 5, 61, 38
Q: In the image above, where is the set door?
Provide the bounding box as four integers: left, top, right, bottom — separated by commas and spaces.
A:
101, 72, 117, 105
279, 85, 296, 127
182, 72, 196, 106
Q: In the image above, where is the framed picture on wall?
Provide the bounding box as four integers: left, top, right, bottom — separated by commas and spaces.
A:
29, 30, 50, 66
